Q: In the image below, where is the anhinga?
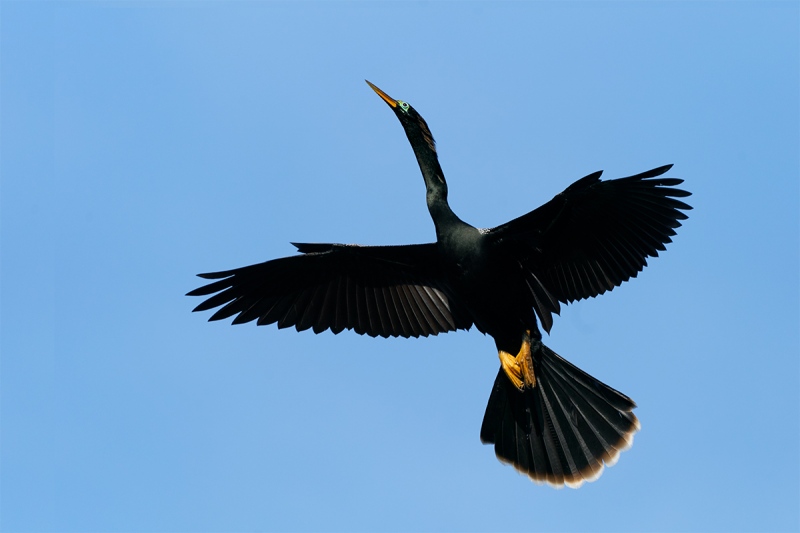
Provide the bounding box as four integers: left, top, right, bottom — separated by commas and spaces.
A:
188, 81, 691, 488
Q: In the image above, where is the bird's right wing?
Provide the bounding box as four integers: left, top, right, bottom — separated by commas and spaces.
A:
187, 242, 472, 338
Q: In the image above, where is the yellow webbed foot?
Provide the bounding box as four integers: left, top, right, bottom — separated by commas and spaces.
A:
498, 350, 525, 390
498, 330, 535, 391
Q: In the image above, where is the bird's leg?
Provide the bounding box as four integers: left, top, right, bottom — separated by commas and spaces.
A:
519, 329, 536, 388
498, 330, 536, 391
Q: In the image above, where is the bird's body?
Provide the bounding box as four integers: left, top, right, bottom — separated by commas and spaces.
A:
441, 230, 537, 349
189, 81, 691, 488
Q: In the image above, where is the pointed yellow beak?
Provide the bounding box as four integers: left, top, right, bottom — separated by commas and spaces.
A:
366, 80, 397, 108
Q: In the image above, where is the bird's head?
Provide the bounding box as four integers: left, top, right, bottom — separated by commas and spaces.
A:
366, 80, 437, 156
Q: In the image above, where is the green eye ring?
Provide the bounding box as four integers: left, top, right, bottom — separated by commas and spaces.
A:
398, 101, 410, 112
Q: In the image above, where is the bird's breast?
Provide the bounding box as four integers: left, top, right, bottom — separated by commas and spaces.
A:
437, 232, 532, 337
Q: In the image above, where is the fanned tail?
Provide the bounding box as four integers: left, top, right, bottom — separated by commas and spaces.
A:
480, 343, 640, 488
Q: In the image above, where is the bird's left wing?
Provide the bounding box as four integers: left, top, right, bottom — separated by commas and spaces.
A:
187, 242, 472, 338
486, 165, 692, 331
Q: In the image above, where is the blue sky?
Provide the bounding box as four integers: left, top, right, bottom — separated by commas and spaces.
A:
2, 2, 798, 532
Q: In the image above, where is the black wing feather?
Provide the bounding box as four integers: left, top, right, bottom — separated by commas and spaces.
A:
187, 242, 473, 338
488, 165, 692, 313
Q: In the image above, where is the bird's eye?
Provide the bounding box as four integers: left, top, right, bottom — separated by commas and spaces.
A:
399, 101, 410, 112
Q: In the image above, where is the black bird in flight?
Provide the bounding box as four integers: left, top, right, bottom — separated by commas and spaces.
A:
188, 81, 691, 488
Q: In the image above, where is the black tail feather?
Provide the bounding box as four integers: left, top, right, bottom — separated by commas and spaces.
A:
480, 343, 639, 488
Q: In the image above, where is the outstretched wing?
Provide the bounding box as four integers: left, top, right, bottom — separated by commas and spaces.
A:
187, 242, 473, 338
488, 165, 692, 325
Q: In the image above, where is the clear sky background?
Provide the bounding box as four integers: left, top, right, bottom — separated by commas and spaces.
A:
2, 2, 798, 532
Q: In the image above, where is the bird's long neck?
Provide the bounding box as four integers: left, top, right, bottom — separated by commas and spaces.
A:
403, 118, 463, 237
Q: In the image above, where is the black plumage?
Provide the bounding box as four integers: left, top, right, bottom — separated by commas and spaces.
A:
188, 81, 691, 488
